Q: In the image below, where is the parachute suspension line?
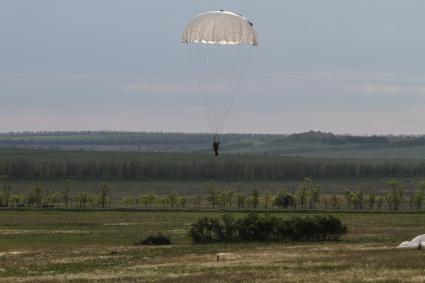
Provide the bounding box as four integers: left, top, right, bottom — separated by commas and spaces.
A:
223, 45, 254, 133
196, 44, 254, 135
196, 44, 215, 133
203, 44, 219, 134
183, 10, 258, 136
219, 45, 242, 134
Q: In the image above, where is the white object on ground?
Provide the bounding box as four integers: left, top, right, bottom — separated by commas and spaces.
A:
398, 234, 425, 248
216, 252, 235, 262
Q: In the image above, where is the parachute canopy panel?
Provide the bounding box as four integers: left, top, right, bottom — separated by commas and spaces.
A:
182, 10, 258, 46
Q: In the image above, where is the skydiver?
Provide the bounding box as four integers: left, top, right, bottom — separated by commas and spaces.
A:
212, 136, 220, 156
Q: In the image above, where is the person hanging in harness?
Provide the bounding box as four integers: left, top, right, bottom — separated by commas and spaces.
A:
212, 136, 220, 156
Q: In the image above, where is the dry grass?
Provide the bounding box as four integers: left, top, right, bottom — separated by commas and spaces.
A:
1, 211, 425, 282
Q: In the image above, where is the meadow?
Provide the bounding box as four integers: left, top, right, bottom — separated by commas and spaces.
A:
0, 210, 425, 282
2, 146, 425, 281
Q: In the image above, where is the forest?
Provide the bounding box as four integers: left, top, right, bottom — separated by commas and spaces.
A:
1, 149, 425, 180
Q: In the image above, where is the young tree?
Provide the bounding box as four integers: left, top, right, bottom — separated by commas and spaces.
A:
217, 190, 227, 208
50, 193, 62, 207
251, 190, 260, 209
76, 192, 88, 208
180, 197, 186, 208
30, 185, 43, 208
42, 189, 53, 208
407, 191, 414, 210
98, 183, 110, 209
121, 196, 135, 208
237, 191, 247, 209
159, 197, 170, 208
142, 192, 158, 208
296, 178, 312, 209
320, 195, 330, 210
274, 190, 295, 209
387, 179, 404, 210
376, 195, 384, 210
331, 194, 340, 210
192, 195, 203, 208
225, 190, 234, 209
366, 191, 376, 210
0, 175, 11, 207
12, 193, 25, 207
61, 182, 71, 208
344, 190, 354, 210
168, 192, 180, 208
88, 194, 98, 208
263, 191, 273, 209
414, 183, 425, 210
206, 182, 218, 208
309, 187, 321, 209
354, 188, 364, 210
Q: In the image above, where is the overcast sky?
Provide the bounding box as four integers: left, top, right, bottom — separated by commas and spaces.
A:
1, 0, 425, 134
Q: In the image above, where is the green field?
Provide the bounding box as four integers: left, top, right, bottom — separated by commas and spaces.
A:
1, 210, 425, 282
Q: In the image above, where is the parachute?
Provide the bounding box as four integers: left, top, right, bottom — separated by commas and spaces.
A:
182, 10, 258, 135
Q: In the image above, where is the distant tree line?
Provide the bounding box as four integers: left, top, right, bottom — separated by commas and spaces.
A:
2, 176, 425, 211
2, 157, 425, 180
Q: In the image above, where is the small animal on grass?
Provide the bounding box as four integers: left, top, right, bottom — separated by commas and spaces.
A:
216, 253, 235, 262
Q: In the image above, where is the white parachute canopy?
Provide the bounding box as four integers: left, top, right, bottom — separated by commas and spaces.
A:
398, 234, 425, 248
182, 10, 257, 45
182, 11, 258, 134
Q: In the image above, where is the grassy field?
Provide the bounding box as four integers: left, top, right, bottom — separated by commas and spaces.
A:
1, 210, 425, 282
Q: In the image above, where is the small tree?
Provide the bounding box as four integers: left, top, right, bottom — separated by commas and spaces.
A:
122, 196, 135, 208
217, 191, 227, 208
168, 192, 180, 209
309, 187, 321, 209
366, 191, 376, 210
263, 191, 273, 209
76, 192, 88, 208
0, 175, 11, 207
192, 195, 203, 208
225, 190, 234, 209
12, 193, 25, 207
387, 179, 404, 210
159, 197, 170, 208
42, 189, 53, 207
331, 194, 341, 210
98, 184, 110, 209
237, 191, 247, 209
274, 190, 295, 209
62, 182, 71, 208
142, 192, 158, 208
354, 188, 364, 210
251, 190, 260, 209
206, 182, 218, 208
344, 190, 354, 210
30, 185, 43, 208
414, 183, 425, 210
296, 178, 313, 209
376, 196, 384, 210
180, 197, 186, 208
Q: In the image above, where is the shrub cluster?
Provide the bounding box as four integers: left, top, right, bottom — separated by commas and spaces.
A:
135, 233, 172, 246
189, 213, 347, 244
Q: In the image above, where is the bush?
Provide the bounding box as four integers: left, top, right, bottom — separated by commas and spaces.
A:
135, 233, 172, 246
189, 213, 347, 244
